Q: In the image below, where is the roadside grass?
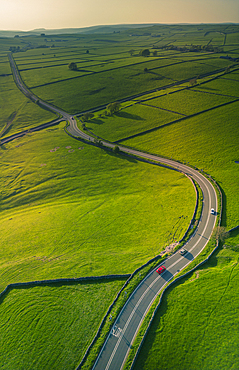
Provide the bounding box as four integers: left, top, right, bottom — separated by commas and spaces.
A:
123, 101, 239, 230
0, 25, 238, 369
81, 179, 204, 370
0, 61, 12, 75
86, 103, 181, 142
132, 242, 239, 370
0, 278, 126, 370
0, 76, 57, 136
0, 122, 196, 292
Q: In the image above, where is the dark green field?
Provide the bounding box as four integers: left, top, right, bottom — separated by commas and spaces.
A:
0, 23, 238, 369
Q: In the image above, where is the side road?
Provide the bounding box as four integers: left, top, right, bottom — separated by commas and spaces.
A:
7, 53, 218, 370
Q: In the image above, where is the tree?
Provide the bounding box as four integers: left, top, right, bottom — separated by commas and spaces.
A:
140, 49, 150, 57
213, 226, 229, 243
94, 138, 103, 146
68, 62, 77, 71
189, 78, 197, 86
144, 67, 148, 72
153, 50, 158, 57
225, 66, 231, 74
107, 102, 121, 115
113, 145, 120, 154
82, 112, 94, 122
86, 50, 89, 54
129, 49, 135, 56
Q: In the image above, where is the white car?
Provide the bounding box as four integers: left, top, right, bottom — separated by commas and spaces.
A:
179, 248, 187, 255
211, 208, 215, 215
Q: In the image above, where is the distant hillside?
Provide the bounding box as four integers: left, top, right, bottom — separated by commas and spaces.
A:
0, 24, 155, 38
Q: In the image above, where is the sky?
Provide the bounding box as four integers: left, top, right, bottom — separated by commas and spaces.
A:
0, 0, 238, 31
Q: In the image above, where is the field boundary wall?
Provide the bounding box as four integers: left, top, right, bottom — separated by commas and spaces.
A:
77, 172, 199, 369
0, 274, 131, 301
128, 177, 223, 370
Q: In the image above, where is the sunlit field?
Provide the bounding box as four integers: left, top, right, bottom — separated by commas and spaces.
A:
0, 23, 238, 369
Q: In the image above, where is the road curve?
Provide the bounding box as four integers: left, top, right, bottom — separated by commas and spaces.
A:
69, 121, 217, 370
8, 54, 218, 370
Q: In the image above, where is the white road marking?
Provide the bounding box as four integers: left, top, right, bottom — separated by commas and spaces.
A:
9, 55, 218, 370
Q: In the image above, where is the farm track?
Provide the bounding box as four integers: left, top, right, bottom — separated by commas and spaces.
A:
6, 53, 219, 370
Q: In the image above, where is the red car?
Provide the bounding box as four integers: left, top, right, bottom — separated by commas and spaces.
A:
156, 266, 166, 274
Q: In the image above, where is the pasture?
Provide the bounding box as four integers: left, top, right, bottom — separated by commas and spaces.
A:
0, 122, 195, 293
0, 279, 126, 370
132, 239, 239, 370
0, 75, 57, 138
0, 23, 238, 369
123, 99, 239, 230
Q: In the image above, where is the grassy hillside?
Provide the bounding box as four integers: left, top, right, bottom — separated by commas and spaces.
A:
0, 23, 238, 369
133, 234, 239, 370
0, 75, 57, 138
0, 279, 126, 370
124, 101, 239, 229
0, 122, 195, 293
8, 23, 236, 114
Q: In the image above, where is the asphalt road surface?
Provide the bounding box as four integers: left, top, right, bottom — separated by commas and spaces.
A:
8, 54, 218, 370
68, 117, 217, 370
90, 148, 217, 370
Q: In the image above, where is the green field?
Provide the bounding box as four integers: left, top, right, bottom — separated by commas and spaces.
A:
133, 237, 239, 370
123, 102, 239, 230
0, 76, 57, 138
24, 55, 231, 113
85, 103, 181, 142
0, 279, 126, 370
0, 122, 195, 293
0, 23, 238, 369
8, 25, 234, 115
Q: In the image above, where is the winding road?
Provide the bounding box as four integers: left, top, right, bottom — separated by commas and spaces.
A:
7, 54, 218, 370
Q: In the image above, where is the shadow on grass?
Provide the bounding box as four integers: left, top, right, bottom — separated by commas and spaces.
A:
147, 71, 165, 81
89, 87, 106, 95
226, 228, 239, 251
132, 243, 225, 369
90, 118, 104, 125
196, 85, 219, 92
101, 146, 138, 163
217, 183, 227, 228
132, 272, 194, 368
229, 228, 239, 238
115, 111, 144, 121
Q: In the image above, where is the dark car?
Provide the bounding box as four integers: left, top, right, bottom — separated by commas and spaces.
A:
156, 266, 166, 274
